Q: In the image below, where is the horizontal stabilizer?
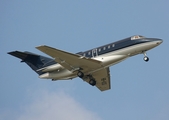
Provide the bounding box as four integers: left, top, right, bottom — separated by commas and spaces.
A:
8, 51, 40, 62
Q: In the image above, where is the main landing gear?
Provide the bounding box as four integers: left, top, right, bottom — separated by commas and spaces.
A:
88, 76, 96, 86
77, 71, 96, 86
143, 52, 149, 62
77, 71, 84, 78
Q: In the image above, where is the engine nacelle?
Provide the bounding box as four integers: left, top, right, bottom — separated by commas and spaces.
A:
38, 64, 64, 72
39, 69, 75, 80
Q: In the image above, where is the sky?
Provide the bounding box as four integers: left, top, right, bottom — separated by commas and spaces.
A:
1, 0, 169, 120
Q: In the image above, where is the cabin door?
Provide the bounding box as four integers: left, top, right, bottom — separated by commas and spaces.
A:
92, 49, 98, 58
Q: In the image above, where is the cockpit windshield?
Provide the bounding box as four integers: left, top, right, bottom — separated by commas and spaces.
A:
131, 35, 145, 40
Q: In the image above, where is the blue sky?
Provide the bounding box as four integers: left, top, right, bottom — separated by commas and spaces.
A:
1, 0, 169, 120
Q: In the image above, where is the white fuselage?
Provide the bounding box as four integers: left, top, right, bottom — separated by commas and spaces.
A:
39, 39, 162, 80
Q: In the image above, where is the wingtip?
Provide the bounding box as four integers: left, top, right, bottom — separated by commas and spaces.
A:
7, 51, 12, 54
36, 45, 46, 49
36, 45, 53, 50
7, 51, 18, 55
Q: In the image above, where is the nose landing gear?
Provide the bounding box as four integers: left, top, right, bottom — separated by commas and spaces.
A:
143, 52, 149, 62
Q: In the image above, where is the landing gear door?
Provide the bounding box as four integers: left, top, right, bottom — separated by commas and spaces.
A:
92, 49, 98, 58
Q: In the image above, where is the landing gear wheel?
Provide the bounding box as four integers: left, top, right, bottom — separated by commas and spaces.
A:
144, 56, 149, 62
77, 71, 84, 78
143, 52, 149, 62
89, 79, 96, 86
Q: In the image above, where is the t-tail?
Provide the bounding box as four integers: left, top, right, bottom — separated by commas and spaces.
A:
8, 51, 55, 75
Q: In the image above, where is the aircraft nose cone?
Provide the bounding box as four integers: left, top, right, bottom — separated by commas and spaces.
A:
156, 39, 163, 45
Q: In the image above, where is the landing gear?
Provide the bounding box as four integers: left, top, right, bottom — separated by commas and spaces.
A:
77, 71, 84, 78
78, 72, 96, 86
89, 79, 96, 86
88, 75, 96, 86
143, 56, 149, 62
143, 52, 149, 62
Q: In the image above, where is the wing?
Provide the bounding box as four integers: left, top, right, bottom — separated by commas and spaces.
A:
84, 68, 111, 91
36, 45, 102, 73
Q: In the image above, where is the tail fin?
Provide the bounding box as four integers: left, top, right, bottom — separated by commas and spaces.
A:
8, 51, 55, 75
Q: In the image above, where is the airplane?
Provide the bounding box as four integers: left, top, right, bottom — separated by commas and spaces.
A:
8, 35, 163, 91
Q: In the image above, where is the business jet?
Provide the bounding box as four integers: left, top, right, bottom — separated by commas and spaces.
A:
8, 35, 162, 91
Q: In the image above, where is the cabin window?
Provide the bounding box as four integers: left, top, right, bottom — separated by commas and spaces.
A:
103, 47, 106, 50
83, 53, 86, 56
98, 48, 101, 52
88, 51, 91, 55
108, 45, 110, 49
112, 44, 115, 47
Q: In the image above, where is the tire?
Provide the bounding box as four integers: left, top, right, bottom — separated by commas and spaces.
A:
89, 79, 96, 86
77, 71, 84, 78
144, 56, 149, 62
